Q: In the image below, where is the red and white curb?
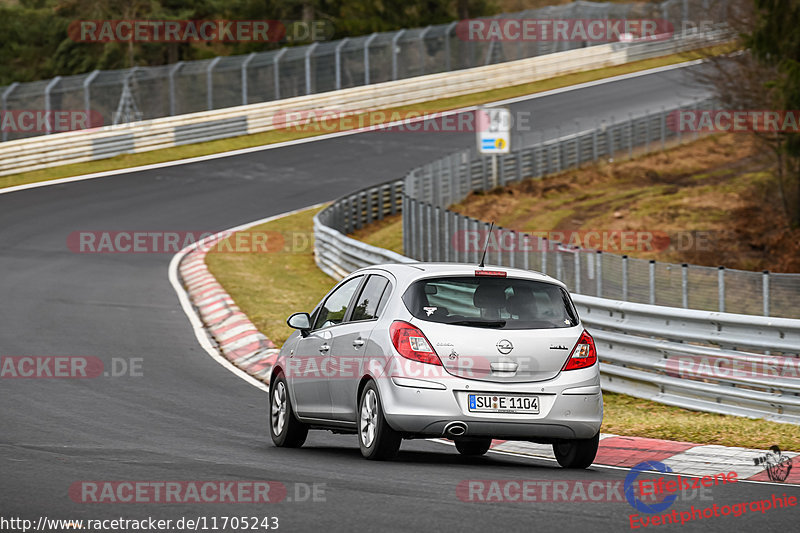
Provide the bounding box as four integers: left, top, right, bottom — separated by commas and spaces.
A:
178, 242, 279, 383
168, 205, 326, 391
484, 435, 799, 485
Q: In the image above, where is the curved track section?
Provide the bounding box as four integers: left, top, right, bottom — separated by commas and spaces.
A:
2, 65, 796, 531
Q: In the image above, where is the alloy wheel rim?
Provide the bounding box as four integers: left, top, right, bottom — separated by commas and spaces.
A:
271, 382, 287, 436
360, 389, 378, 448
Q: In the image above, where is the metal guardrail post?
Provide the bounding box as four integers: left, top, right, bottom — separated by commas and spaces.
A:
596, 251, 603, 297
425, 203, 433, 261
241, 53, 256, 106
419, 26, 433, 75
83, 70, 99, 126
452, 212, 459, 262
661, 106, 666, 150
495, 227, 502, 265
608, 117, 614, 157
305, 42, 319, 95
364, 33, 378, 85
274, 48, 287, 100
763, 270, 770, 317
335, 38, 348, 90
44, 76, 62, 135
206, 57, 222, 110
683, 0, 690, 34
574, 248, 581, 293
541, 238, 547, 275
391, 30, 405, 81
645, 109, 651, 152
168, 62, 183, 116
556, 248, 563, 282
2, 82, 19, 142
417, 202, 425, 260
622, 255, 629, 301
433, 206, 441, 261
628, 112, 634, 159
682, 263, 689, 308
523, 234, 530, 271
718, 266, 726, 313
649, 260, 656, 304
443, 209, 449, 262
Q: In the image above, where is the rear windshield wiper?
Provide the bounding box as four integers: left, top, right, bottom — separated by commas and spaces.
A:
447, 319, 506, 328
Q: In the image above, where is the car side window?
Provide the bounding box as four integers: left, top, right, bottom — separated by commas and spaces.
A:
350, 275, 390, 322
313, 276, 362, 330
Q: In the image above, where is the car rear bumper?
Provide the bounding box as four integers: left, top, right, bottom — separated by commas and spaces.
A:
378, 367, 603, 440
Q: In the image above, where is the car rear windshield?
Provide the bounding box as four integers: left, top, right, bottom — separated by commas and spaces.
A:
402, 276, 579, 330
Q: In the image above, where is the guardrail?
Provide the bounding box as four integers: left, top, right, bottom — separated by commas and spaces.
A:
0, 29, 730, 177
313, 199, 800, 424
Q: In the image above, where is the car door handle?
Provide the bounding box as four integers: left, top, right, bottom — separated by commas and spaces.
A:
352, 338, 365, 348
319, 343, 330, 353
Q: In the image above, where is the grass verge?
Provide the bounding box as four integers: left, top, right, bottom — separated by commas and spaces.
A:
206, 205, 800, 451
2, 44, 733, 191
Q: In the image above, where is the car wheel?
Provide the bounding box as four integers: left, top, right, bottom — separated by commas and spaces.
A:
269, 373, 308, 448
454, 437, 492, 456
553, 432, 599, 469
358, 381, 401, 460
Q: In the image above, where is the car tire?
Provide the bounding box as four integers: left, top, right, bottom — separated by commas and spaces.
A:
454, 437, 492, 456
269, 373, 308, 448
553, 432, 599, 469
358, 381, 401, 460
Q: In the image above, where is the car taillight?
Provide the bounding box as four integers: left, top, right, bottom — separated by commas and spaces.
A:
562, 330, 597, 370
475, 270, 507, 277
389, 321, 442, 366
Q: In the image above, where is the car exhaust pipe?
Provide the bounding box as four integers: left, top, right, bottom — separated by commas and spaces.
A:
444, 422, 468, 437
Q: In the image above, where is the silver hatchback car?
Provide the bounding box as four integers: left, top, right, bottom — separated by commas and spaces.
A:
269, 263, 603, 467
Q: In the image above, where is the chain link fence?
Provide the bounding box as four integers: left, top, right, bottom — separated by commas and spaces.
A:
400, 99, 800, 319
1, 0, 728, 141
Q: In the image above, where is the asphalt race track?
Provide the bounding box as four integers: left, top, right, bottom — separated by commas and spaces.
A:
2, 64, 797, 532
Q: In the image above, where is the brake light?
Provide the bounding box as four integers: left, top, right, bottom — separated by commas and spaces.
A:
562, 330, 597, 370
475, 270, 507, 277
389, 321, 442, 366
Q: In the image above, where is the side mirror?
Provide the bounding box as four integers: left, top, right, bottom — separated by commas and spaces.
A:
287, 312, 311, 337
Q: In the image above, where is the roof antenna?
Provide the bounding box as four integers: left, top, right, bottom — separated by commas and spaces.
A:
479, 221, 494, 268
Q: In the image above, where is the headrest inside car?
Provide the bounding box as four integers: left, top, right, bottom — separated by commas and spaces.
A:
473, 284, 506, 308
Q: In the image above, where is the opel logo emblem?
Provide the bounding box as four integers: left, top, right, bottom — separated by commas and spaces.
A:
496, 339, 513, 355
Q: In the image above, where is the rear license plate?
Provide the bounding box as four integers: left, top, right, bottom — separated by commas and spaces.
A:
468, 394, 539, 414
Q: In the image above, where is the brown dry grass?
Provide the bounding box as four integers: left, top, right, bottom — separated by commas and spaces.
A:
452, 134, 800, 272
